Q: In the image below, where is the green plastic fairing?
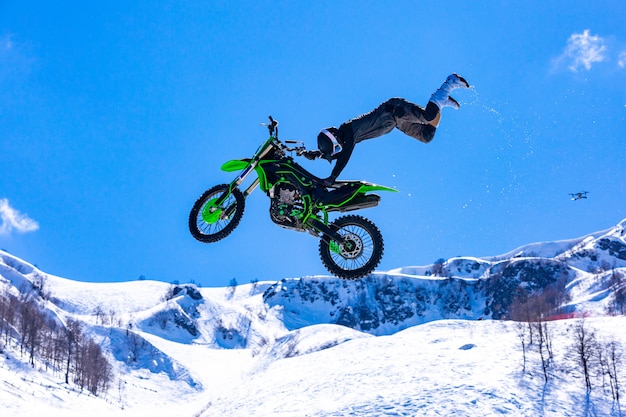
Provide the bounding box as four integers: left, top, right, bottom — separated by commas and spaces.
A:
221, 159, 250, 172
359, 183, 398, 193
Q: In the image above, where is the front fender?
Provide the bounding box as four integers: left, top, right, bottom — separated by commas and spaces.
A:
221, 159, 251, 172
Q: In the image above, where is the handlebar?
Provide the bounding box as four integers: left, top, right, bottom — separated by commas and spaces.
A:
265, 117, 307, 156
283, 140, 307, 156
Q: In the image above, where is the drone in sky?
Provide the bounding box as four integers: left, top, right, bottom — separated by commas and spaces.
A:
570, 191, 589, 201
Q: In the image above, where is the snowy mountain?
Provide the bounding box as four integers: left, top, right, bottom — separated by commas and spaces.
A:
1, 219, 626, 416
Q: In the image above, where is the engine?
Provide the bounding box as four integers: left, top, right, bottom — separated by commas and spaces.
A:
269, 182, 306, 231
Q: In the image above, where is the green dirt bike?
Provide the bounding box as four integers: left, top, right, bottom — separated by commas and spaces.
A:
189, 116, 397, 279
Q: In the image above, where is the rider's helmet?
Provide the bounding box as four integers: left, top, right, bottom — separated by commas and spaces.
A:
317, 127, 343, 161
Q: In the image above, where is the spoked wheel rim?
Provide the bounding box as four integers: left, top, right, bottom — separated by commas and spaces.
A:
320, 215, 384, 280
332, 230, 369, 266
197, 192, 237, 234
189, 184, 245, 243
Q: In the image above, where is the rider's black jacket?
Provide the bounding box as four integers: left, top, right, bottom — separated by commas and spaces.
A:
326, 123, 355, 182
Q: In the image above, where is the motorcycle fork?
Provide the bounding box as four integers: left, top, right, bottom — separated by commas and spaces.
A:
218, 177, 258, 220
242, 177, 259, 197
215, 163, 260, 219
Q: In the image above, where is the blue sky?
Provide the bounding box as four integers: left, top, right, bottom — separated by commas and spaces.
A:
1, 1, 625, 287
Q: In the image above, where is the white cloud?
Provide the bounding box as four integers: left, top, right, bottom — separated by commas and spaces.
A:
619, 50, 626, 68
554, 29, 608, 72
0, 198, 39, 235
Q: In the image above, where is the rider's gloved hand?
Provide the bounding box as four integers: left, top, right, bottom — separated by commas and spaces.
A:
303, 150, 323, 160
321, 175, 336, 188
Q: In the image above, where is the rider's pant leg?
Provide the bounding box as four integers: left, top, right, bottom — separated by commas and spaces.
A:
347, 98, 436, 144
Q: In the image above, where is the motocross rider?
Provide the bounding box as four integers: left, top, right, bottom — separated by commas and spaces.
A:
304, 73, 470, 187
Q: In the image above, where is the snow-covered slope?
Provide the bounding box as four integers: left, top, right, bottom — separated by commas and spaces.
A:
263, 218, 626, 334
208, 317, 626, 417
1, 218, 625, 416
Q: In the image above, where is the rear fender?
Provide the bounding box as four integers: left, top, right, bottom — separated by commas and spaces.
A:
334, 181, 398, 196
317, 181, 397, 211
357, 183, 398, 194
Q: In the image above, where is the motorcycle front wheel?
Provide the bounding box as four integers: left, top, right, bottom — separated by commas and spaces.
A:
189, 184, 245, 243
319, 214, 384, 280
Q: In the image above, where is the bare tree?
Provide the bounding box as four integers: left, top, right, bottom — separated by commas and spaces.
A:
108, 308, 117, 327
40, 316, 59, 372
510, 289, 558, 382
0, 288, 8, 347
514, 321, 528, 372
31, 273, 50, 300
94, 305, 105, 325
572, 319, 597, 393
64, 318, 82, 384
18, 297, 44, 366
534, 319, 552, 383
74, 337, 112, 395
509, 289, 536, 344
598, 336, 623, 405
0, 287, 114, 396
606, 270, 626, 316
2, 292, 18, 345
48, 321, 68, 373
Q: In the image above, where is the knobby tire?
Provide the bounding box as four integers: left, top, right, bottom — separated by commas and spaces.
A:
189, 184, 245, 243
318, 214, 384, 280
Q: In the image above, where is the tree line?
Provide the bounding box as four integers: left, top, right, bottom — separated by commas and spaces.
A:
510, 287, 623, 409
0, 286, 113, 396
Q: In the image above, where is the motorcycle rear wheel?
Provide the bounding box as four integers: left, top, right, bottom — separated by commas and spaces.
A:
189, 184, 245, 243
319, 215, 384, 280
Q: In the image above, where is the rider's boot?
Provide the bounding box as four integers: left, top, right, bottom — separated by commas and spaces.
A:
442, 73, 470, 92
428, 73, 470, 111
429, 90, 460, 110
